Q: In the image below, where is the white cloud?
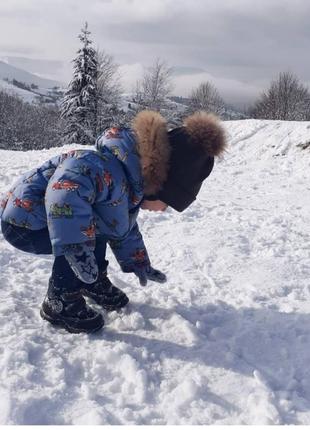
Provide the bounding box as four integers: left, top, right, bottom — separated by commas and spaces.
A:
0, 0, 309, 106
117, 62, 144, 93
89, 0, 172, 23
117, 63, 261, 106
173, 72, 261, 106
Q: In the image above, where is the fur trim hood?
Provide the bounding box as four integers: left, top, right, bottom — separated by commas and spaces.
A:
132, 110, 171, 195
132, 110, 226, 195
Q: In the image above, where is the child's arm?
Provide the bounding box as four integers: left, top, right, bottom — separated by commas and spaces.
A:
108, 222, 150, 273
109, 224, 167, 285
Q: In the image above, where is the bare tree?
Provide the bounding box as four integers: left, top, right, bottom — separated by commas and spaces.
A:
134, 58, 173, 112
188, 81, 225, 115
252, 71, 310, 120
96, 49, 122, 131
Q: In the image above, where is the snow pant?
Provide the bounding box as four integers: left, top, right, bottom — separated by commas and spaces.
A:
1, 220, 108, 293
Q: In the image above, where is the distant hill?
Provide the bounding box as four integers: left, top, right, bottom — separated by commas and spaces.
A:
0, 61, 65, 105
0, 60, 62, 89
0, 78, 38, 103
0, 56, 63, 81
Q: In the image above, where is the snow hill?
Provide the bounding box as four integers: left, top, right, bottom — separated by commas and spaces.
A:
0, 78, 38, 104
0, 61, 64, 105
0, 120, 309, 425
0, 60, 61, 89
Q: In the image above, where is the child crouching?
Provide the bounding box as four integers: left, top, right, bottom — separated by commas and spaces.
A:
0, 110, 226, 333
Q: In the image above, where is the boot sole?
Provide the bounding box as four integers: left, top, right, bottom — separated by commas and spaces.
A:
40, 308, 104, 334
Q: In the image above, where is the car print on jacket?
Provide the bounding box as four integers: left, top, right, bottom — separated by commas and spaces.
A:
95, 173, 104, 193
7, 217, 32, 229
110, 145, 128, 162
103, 170, 113, 187
49, 203, 74, 219
52, 180, 79, 192
13, 198, 34, 212
81, 221, 96, 238
104, 127, 121, 140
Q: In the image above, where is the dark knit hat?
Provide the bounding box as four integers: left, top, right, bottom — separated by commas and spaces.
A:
146, 112, 226, 212
132, 110, 226, 212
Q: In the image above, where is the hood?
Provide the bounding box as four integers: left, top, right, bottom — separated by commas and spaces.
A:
132, 110, 226, 195
132, 110, 171, 195
96, 110, 226, 198
96, 127, 145, 203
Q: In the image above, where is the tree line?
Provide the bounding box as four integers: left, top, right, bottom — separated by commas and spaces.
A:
0, 91, 61, 150
1, 22, 310, 150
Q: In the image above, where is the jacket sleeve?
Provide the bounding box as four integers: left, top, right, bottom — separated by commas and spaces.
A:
108, 221, 151, 273
92, 165, 132, 241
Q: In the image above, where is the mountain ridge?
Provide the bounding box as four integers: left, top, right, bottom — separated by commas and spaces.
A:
0, 60, 62, 89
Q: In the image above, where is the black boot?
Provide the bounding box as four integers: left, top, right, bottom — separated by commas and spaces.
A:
81, 271, 129, 311
40, 278, 104, 333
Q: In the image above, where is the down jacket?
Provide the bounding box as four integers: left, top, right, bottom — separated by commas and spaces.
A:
0, 110, 172, 271
0, 110, 225, 272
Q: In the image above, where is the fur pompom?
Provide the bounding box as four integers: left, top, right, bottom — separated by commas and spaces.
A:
183, 111, 227, 157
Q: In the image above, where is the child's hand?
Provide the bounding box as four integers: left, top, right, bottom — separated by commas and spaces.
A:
134, 266, 167, 286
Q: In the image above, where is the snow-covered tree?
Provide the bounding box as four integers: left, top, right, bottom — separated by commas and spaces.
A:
188, 81, 225, 115
251, 72, 310, 120
61, 22, 98, 145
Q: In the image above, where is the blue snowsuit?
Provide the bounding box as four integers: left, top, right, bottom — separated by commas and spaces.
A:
0, 127, 150, 273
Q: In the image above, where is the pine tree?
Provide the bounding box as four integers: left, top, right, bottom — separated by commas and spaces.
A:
61, 22, 98, 145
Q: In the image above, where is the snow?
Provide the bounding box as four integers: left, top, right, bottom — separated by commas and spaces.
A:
0, 119, 310, 424
120, 92, 188, 114
0, 79, 37, 104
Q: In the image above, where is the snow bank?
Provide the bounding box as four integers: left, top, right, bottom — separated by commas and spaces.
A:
0, 120, 309, 424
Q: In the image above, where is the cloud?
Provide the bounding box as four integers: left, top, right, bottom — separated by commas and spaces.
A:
0, 44, 43, 56
172, 72, 261, 107
117, 62, 144, 93
117, 63, 261, 107
88, 0, 172, 23
0, 0, 309, 105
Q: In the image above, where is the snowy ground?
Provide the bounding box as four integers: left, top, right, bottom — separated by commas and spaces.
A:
0, 119, 310, 425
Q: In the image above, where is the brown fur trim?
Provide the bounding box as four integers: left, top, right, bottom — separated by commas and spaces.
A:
132, 110, 171, 195
183, 111, 227, 157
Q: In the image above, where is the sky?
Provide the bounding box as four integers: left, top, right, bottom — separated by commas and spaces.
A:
0, 0, 310, 108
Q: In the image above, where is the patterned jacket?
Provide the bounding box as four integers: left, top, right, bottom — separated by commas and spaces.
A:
0, 110, 171, 272
1, 110, 226, 272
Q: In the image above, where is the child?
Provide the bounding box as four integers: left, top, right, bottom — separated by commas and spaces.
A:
0, 110, 226, 333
